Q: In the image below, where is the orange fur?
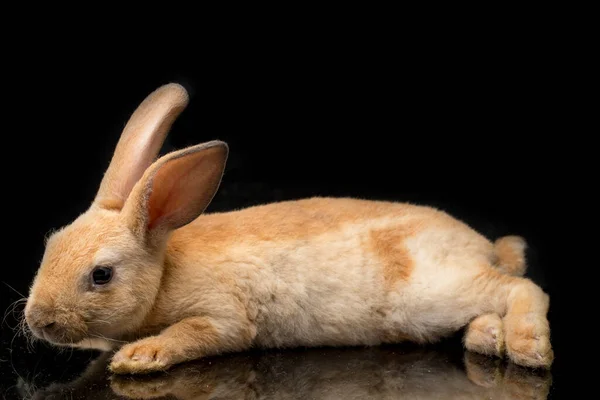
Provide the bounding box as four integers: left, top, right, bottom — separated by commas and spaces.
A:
96, 197, 125, 211
111, 316, 227, 374
493, 236, 527, 276
380, 330, 416, 344
95, 83, 189, 209
503, 280, 553, 368
174, 197, 417, 245
24, 83, 553, 375
368, 226, 417, 286
464, 313, 505, 357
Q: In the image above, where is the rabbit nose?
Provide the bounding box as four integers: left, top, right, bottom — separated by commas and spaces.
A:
25, 305, 55, 331
42, 322, 56, 330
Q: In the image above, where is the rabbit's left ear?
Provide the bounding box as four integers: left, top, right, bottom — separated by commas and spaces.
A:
95, 83, 189, 210
122, 140, 228, 238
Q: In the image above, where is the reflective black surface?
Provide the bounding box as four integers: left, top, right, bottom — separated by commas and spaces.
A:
2, 336, 554, 399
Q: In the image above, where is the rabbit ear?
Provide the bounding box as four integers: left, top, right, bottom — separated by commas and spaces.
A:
123, 140, 228, 238
95, 83, 189, 210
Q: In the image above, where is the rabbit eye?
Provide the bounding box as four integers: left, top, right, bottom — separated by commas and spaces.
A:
91, 266, 113, 285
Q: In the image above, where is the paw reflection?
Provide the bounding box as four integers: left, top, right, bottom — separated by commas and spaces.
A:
28, 346, 552, 399
110, 374, 179, 399
465, 352, 551, 398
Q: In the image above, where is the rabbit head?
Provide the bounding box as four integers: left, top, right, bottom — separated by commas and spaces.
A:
24, 83, 228, 347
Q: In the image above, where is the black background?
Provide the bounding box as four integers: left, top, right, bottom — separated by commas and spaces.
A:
1, 27, 575, 398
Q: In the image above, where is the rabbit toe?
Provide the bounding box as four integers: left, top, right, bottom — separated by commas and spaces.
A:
109, 338, 174, 375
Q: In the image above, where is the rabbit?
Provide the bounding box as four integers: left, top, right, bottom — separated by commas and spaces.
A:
23, 83, 553, 375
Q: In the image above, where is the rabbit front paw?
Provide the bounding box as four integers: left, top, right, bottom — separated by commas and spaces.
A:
110, 337, 176, 374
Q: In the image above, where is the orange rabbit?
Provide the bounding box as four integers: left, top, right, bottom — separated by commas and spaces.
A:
24, 84, 553, 374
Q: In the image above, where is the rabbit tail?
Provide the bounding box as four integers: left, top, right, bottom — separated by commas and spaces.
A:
493, 236, 528, 276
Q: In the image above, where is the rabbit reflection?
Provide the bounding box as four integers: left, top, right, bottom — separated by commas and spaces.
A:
28, 346, 551, 400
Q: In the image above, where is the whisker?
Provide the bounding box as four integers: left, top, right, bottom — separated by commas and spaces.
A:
17, 311, 38, 353
2, 281, 27, 298
92, 308, 122, 322
9, 324, 29, 398
89, 318, 114, 325
88, 332, 128, 344
66, 344, 74, 362
2, 297, 27, 329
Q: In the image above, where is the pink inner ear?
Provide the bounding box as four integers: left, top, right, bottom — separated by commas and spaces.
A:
147, 146, 225, 231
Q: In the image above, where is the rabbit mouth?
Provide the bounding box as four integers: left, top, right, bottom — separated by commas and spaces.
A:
26, 312, 89, 346
35, 325, 87, 346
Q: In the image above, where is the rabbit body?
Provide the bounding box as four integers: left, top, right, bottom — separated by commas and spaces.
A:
24, 84, 552, 375
146, 197, 500, 349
